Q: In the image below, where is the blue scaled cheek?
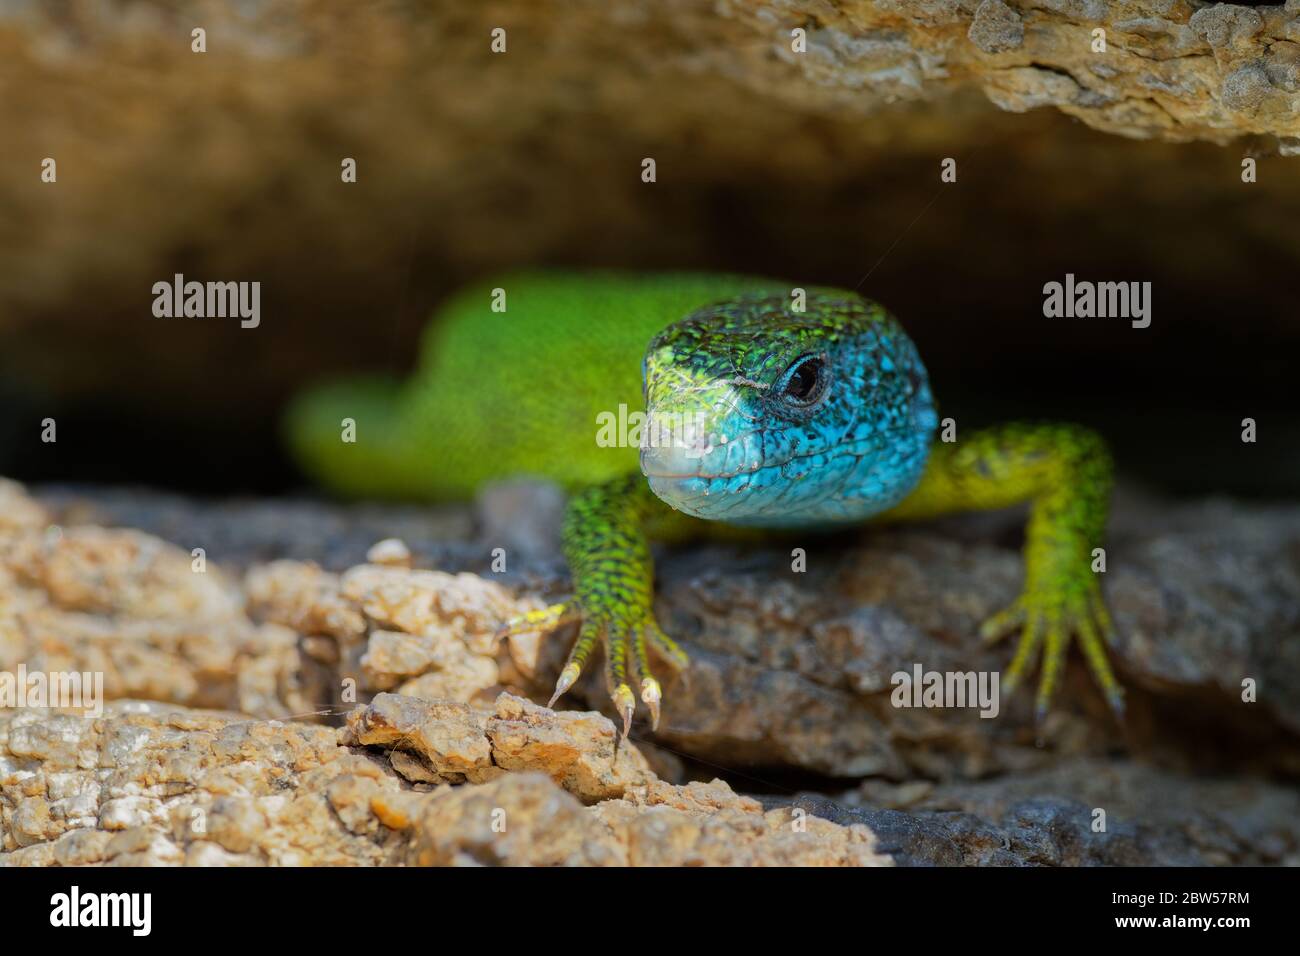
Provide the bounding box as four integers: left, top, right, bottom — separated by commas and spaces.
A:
816, 328, 936, 524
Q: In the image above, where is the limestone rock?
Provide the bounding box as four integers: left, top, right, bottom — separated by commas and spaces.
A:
4, 476, 1297, 866
18, 478, 1299, 784
5, 0, 1300, 455
341, 692, 655, 801
0, 700, 888, 867
595, 779, 887, 867
968, 0, 1024, 55
365, 538, 412, 568
341, 692, 499, 785
635, 491, 1300, 778
486, 694, 656, 803
397, 773, 626, 866
736, 0, 1300, 143
0, 700, 387, 865
247, 556, 546, 707
392, 771, 890, 867
820, 756, 1300, 865
0, 493, 314, 718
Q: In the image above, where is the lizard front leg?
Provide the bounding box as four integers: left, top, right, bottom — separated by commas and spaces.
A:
499, 474, 690, 735
881, 423, 1121, 721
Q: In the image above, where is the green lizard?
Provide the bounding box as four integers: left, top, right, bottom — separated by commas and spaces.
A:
286, 272, 1122, 734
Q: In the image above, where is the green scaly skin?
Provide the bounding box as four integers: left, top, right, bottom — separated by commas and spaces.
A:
286, 271, 1122, 734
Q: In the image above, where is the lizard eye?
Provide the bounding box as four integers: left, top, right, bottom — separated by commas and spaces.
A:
778, 354, 828, 408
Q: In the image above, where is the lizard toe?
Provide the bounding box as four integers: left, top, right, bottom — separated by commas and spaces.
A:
548, 617, 602, 709
496, 600, 578, 642
979, 599, 1026, 645
996, 583, 1125, 728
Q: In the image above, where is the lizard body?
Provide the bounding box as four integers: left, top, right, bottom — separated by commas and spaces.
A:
286, 272, 1122, 732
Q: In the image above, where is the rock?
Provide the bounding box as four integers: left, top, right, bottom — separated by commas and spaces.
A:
642, 497, 1300, 777
1, 479, 548, 720
2, 478, 1297, 865
341, 692, 655, 801
0, 700, 388, 866
247, 557, 545, 707
365, 538, 412, 568
1222, 61, 1273, 112
394, 771, 890, 866
592, 779, 886, 867
1189, 4, 1263, 53
968, 0, 1024, 55
812, 756, 1300, 865
0, 479, 50, 532
341, 693, 499, 785
36, 490, 476, 573
474, 479, 568, 565
735, 0, 1300, 143
398, 773, 625, 866
26, 698, 1273, 869
14, 478, 1299, 786
0, 700, 888, 866
486, 694, 655, 803
6, 0, 1300, 484
0, 493, 317, 718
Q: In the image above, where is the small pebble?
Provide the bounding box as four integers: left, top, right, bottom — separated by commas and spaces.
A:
366, 538, 412, 567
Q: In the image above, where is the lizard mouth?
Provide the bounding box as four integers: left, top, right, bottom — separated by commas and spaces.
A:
638, 429, 770, 483
640, 435, 827, 512
640, 429, 902, 482
641, 422, 935, 526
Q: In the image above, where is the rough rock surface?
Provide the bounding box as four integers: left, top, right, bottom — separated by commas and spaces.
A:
6, 0, 1300, 467
0, 697, 888, 867
742, 0, 1300, 146
2, 477, 1296, 865
0, 480, 314, 718
643, 491, 1300, 779
29, 479, 1300, 780
813, 756, 1300, 865
340, 692, 657, 803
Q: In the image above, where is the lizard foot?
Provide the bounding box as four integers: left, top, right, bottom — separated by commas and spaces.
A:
498, 600, 688, 735
980, 574, 1123, 723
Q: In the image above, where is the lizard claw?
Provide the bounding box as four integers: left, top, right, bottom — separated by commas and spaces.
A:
983, 575, 1125, 723
613, 683, 636, 738
507, 588, 687, 734
548, 662, 581, 709
640, 677, 662, 732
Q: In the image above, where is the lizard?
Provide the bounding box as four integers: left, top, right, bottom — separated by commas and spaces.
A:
285, 271, 1123, 736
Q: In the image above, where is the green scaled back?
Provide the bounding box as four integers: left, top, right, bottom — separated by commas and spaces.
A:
284, 271, 792, 500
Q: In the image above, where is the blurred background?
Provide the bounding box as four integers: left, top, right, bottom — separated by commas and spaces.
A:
1, 0, 1297, 500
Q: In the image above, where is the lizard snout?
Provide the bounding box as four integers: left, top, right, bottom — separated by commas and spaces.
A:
638, 413, 715, 479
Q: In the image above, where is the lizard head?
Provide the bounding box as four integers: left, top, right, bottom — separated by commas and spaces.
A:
638, 291, 938, 528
